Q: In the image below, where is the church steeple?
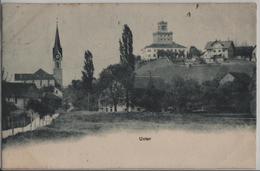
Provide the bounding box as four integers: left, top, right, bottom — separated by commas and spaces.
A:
53, 19, 63, 88
53, 20, 62, 56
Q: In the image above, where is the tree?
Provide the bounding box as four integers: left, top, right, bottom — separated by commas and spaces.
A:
119, 24, 135, 70
82, 50, 94, 92
170, 77, 201, 112
141, 74, 164, 112
2, 100, 17, 130
82, 50, 95, 111
98, 64, 126, 112
119, 25, 136, 111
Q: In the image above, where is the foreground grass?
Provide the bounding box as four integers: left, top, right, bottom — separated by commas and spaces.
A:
2, 111, 255, 147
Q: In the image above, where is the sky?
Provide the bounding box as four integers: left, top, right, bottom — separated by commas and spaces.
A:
2, 3, 256, 86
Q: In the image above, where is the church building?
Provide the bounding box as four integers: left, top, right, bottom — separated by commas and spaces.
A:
142, 21, 187, 60
15, 22, 63, 89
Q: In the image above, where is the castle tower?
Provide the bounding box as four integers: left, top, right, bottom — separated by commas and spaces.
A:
153, 21, 173, 44
53, 21, 63, 87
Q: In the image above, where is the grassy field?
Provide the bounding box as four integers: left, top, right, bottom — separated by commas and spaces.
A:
2, 111, 256, 147
135, 58, 255, 86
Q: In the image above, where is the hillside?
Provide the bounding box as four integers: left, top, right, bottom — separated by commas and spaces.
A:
135, 58, 255, 88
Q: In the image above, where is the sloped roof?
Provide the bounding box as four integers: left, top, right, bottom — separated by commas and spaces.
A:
15, 68, 54, 81
235, 46, 254, 57
228, 72, 251, 84
145, 42, 186, 49
205, 40, 234, 50
158, 21, 167, 24
2, 82, 39, 98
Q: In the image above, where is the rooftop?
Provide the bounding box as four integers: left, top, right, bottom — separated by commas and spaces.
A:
145, 42, 186, 49
205, 40, 234, 50
226, 72, 251, 85
2, 82, 40, 98
15, 68, 54, 81
235, 46, 254, 57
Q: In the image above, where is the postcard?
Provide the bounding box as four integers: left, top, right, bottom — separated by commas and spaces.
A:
1, 2, 257, 170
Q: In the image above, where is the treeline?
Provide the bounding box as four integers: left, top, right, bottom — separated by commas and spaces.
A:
133, 74, 255, 114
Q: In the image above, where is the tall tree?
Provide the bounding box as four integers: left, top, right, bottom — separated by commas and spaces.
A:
119, 24, 135, 70
119, 25, 135, 111
82, 50, 94, 92
82, 50, 95, 111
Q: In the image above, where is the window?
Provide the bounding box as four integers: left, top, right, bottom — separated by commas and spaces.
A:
56, 62, 60, 68
15, 97, 17, 104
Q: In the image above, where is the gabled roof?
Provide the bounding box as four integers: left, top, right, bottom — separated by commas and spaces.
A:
235, 46, 254, 57
145, 42, 186, 49
34, 69, 54, 79
15, 69, 54, 81
227, 72, 251, 84
205, 40, 234, 50
158, 21, 167, 24
2, 82, 39, 98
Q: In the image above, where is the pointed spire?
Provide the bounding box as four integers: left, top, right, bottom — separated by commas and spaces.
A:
53, 18, 62, 55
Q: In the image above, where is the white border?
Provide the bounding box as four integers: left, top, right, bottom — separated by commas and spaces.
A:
0, 0, 259, 3
0, 0, 259, 169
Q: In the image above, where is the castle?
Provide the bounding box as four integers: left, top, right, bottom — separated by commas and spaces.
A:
142, 21, 187, 60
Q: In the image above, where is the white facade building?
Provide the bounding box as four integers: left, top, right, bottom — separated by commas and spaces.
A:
142, 21, 187, 60
202, 40, 235, 63
15, 69, 56, 89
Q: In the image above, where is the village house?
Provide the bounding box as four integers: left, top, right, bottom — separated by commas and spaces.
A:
219, 72, 251, 86
202, 40, 235, 63
234, 46, 255, 61
3, 82, 40, 110
142, 21, 187, 60
15, 69, 56, 89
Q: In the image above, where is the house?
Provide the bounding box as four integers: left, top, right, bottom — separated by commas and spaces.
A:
219, 72, 251, 86
2, 82, 40, 110
41, 85, 63, 98
15, 69, 56, 89
234, 46, 255, 61
203, 40, 235, 63
142, 21, 187, 60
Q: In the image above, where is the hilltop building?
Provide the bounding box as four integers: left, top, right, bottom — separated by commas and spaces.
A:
142, 21, 187, 60
202, 40, 235, 63
15, 22, 63, 89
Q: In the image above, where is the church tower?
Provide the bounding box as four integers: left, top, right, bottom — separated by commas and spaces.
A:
53, 21, 63, 87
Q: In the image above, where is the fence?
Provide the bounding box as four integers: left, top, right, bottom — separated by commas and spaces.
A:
1, 113, 60, 139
